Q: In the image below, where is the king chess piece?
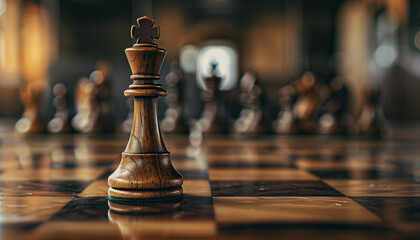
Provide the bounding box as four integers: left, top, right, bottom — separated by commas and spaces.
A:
47, 83, 74, 134
161, 61, 188, 133
108, 16, 183, 201
234, 71, 270, 134
15, 81, 47, 134
197, 63, 229, 134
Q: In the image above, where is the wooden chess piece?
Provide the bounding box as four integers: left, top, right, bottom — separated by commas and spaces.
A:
15, 81, 47, 134
197, 62, 229, 134
356, 86, 388, 137
161, 61, 188, 133
92, 61, 114, 133
47, 83, 74, 134
71, 77, 96, 132
234, 71, 269, 134
317, 76, 351, 135
291, 71, 321, 134
108, 16, 183, 200
273, 84, 298, 134
71, 62, 114, 133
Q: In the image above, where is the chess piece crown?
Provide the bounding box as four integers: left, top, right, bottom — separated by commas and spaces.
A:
108, 16, 183, 201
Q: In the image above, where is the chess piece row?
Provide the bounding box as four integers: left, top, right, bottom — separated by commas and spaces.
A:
162, 64, 387, 137
15, 61, 115, 134
274, 71, 387, 136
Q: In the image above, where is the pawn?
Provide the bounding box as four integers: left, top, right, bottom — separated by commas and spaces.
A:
197, 62, 229, 134
234, 71, 270, 134
47, 84, 74, 134
161, 61, 188, 133
273, 84, 297, 134
71, 77, 96, 132
356, 86, 388, 137
15, 81, 47, 134
317, 76, 351, 135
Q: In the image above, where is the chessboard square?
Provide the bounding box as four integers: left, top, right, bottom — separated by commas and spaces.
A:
0, 168, 105, 181
50, 197, 109, 221
310, 169, 414, 180
296, 158, 395, 170
0, 181, 91, 197
351, 197, 420, 223
209, 168, 318, 181
179, 169, 208, 180
208, 153, 288, 162
326, 180, 420, 197
0, 196, 73, 224
179, 196, 215, 220
325, 180, 420, 197
78, 180, 108, 197
171, 157, 208, 170
211, 181, 343, 197
33, 221, 121, 239
183, 180, 211, 197
35, 220, 217, 239
213, 197, 381, 225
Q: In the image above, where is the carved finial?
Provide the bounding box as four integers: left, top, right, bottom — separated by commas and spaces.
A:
130, 16, 160, 44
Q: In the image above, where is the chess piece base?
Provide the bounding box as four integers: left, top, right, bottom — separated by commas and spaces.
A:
108, 152, 183, 199
108, 200, 182, 214
108, 187, 183, 199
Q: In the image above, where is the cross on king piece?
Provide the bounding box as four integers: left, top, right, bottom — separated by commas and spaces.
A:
131, 16, 160, 44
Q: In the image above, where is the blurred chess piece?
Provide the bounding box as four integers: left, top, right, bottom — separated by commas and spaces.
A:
290, 71, 321, 134
197, 62, 228, 134
47, 83, 73, 134
273, 84, 297, 134
121, 97, 134, 133
161, 61, 188, 133
71, 77, 95, 132
72, 61, 114, 133
15, 81, 47, 134
234, 71, 269, 134
317, 76, 352, 135
356, 86, 388, 137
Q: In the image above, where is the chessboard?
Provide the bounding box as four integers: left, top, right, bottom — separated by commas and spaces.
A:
1, 133, 420, 240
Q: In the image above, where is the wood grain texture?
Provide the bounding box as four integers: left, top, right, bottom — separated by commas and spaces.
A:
108, 17, 183, 200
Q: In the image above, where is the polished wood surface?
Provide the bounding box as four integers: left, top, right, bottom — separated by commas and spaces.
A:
1, 133, 420, 239
108, 16, 183, 200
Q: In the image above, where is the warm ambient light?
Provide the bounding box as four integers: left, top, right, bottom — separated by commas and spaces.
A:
0, 0, 20, 83
196, 44, 237, 91
22, 3, 51, 81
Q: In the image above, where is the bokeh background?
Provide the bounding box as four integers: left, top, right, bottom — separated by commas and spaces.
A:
0, 0, 418, 133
